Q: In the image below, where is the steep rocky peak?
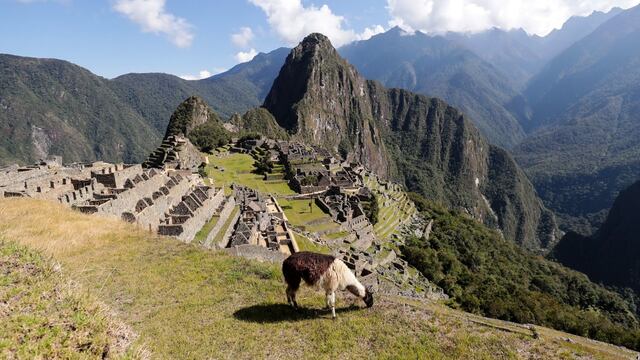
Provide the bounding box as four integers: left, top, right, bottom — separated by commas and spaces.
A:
164, 95, 221, 139
263, 33, 389, 175
291, 33, 334, 58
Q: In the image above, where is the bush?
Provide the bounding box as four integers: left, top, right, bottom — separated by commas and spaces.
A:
188, 121, 231, 153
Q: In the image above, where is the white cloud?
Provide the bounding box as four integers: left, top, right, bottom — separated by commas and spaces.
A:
179, 68, 226, 80
113, 0, 194, 47
249, 0, 385, 47
356, 25, 386, 41
386, 0, 640, 36
231, 27, 254, 48
235, 48, 258, 63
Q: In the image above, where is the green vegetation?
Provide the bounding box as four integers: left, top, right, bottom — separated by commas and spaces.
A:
204, 153, 295, 196
293, 232, 331, 254
515, 6, 640, 234
278, 198, 327, 226
3, 198, 627, 358
193, 215, 220, 245
0, 54, 160, 166
401, 194, 640, 350
188, 121, 231, 153
231, 108, 289, 140
553, 180, 640, 294
0, 48, 290, 166
0, 240, 135, 358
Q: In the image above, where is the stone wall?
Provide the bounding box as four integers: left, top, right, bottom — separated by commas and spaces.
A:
94, 171, 166, 217
126, 175, 193, 231
92, 164, 141, 188
58, 178, 98, 205
223, 244, 286, 263
203, 196, 236, 248
158, 187, 225, 242
217, 208, 240, 249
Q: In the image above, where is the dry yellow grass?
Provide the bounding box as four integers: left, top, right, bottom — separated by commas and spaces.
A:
0, 198, 637, 359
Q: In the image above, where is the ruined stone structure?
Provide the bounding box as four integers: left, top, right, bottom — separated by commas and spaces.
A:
157, 185, 225, 242
224, 186, 299, 255
143, 135, 203, 170
1, 157, 229, 244
277, 141, 362, 194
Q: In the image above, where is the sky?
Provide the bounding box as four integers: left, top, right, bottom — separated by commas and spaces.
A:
1, 0, 638, 79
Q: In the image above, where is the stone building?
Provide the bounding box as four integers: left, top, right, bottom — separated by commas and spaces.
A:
225, 186, 299, 255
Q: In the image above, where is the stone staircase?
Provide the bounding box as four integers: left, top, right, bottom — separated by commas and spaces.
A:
143, 135, 185, 169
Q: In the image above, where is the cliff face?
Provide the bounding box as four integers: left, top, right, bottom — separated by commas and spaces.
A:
265, 33, 557, 250
264, 33, 390, 175
553, 180, 640, 291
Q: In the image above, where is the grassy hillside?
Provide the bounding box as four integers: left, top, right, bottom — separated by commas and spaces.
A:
1, 198, 636, 359
0, 48, 288, 166
0, 241, 138, 358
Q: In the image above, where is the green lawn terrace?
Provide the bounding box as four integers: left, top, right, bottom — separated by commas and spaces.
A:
204, 153, 294, 196
204, 152, 348, 243
365, 173, 417, 240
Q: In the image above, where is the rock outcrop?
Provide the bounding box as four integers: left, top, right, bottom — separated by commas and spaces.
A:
264, 33, 558, 251
264, 33, 391, 176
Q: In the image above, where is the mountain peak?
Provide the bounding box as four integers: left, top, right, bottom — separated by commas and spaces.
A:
289, 33, 337, 62
300, 32, 331, 46
164, 95, 220, 139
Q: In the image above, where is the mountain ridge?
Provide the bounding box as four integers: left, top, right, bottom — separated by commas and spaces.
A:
265, 33, 558, 250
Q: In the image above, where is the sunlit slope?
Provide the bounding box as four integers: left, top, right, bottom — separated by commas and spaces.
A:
0, 198, 636, 359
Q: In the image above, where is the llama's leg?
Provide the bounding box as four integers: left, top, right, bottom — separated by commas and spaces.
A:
328, 291, 336, 319
286, 284, 299, 308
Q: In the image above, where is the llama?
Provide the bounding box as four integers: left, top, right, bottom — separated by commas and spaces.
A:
282, 251, 374, 318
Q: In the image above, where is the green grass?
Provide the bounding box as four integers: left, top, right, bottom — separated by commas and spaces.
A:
278, 198, 330, 227
0, 240, 137, 359
293, 232, 331, 254
323, 231, 349, 240
205, 153, 295, 196
212, 206, 240, 247
193, 215, 220, 245
1, 199, 637, 359
305, 221, 342, 234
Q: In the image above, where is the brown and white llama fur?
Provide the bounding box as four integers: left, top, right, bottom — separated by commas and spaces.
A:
282, 251, 374, 318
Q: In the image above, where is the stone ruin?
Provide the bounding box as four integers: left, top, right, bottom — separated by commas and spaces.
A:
275, 141, 362, 194
316, 186, 377, 251
143, 135, 204, 170
221, 186, 299, 262
0, 157, 230, 244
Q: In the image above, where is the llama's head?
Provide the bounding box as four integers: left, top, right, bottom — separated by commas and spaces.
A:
363, 286, 374, 308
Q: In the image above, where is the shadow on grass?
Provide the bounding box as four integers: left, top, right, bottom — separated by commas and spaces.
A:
233, 303, 362, 323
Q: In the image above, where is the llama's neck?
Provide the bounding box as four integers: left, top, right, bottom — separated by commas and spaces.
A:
334, 259, 366, 297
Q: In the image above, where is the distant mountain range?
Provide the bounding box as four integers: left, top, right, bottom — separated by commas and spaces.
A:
1, 5, 638, 240
515, 4, 640, 234
340, 28, 526, 148
0, 48, 288, 165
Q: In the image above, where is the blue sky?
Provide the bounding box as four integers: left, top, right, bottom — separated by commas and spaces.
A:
1, 0, 637, 79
